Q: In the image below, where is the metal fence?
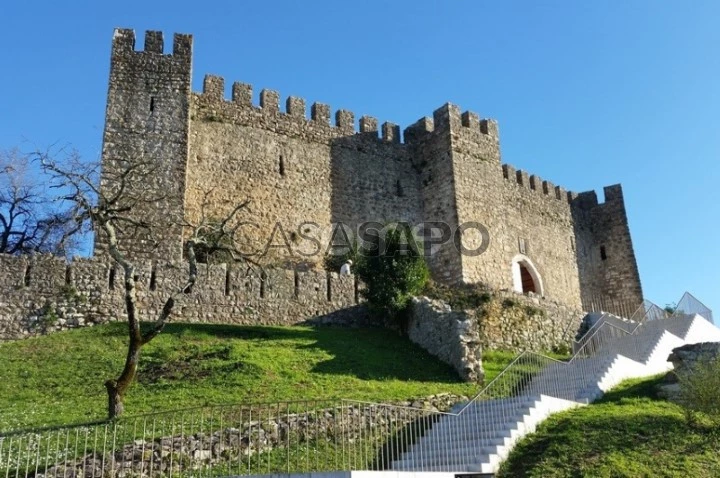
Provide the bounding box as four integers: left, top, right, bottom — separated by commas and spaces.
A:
580, 294, 642, 319
0, 400, 442, 477
1, 292, 714, 477
671, 291, 714, 324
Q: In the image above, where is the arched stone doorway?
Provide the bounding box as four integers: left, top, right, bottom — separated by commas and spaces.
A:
511, 255, 544, 296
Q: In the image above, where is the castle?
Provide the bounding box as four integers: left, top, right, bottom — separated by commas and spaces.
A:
98, 28, 642, 313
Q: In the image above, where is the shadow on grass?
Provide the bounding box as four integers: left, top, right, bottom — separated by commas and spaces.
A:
103, 321, 465, 384
595, 375, 664, 403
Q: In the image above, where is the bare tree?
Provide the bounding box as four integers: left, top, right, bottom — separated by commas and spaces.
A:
0, 149, 80, 256
39, 152, 255, 419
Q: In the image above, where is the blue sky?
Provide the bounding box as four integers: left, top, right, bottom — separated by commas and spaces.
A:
1, 1, 718, 314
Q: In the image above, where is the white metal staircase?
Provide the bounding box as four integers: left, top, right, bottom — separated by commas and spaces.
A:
390, 294, 720, 474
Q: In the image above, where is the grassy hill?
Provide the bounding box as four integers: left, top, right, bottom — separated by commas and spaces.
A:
0, 322, 510, 432
498, 376, 720, 477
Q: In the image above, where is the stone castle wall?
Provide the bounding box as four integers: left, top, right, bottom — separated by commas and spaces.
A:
186, 76, 423, 268
95, 29, 642, 311
0, 254, 358, 341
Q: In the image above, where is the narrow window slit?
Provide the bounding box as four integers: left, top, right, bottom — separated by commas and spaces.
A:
224, 267, 231, 296
65, 265, 72, 285
294, 270, 300, 299
354, 276, 360, 304
150, 96, 155, 112
326, 271, 332, 302
279, 155, 285, 177
149, 264, 157, 291
600, 246, 607, 261
260, 272, 267, 299
24, 264, 32, 287
108, 267, 116, 290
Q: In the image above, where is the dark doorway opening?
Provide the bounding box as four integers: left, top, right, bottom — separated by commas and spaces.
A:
520, 263, 537, 293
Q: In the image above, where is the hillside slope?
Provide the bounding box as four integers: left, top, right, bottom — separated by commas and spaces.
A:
1, 322, 486, 431
498, 376, 720, 477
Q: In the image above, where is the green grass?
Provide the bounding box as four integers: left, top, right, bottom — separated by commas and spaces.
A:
0, 322, 523, 432
498, 375, 720, 478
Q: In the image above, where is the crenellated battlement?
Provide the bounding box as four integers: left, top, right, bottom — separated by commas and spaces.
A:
0, 252, 364, 341
193, 75, 501, 148
425, 103, 499, 138
194, 74, 410, 145
111, 28, 192, 58
498, 163, 624, 210
93, 28, 643, 320
501, 163, 578, 203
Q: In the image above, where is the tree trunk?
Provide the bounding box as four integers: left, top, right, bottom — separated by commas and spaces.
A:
105, 380, 124, 419
105, 333, 141, 420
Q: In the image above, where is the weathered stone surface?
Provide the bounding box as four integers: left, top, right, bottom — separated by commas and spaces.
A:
30, 394, 468, 478
658, 342, 720, 401
406, 292, 583, 383
0, 255, 363, 340
94, 28, 643, 316
3, 28, 644, 348
667, 342, 720, 382
408, 297, 484, 382
477, 290, 584, 352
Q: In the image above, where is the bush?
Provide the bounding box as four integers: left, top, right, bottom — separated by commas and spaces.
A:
676, 355, 720, 426
323, 240, 359, 273
354, 224, 430, 320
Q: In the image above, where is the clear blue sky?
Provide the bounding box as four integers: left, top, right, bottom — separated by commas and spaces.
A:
1, 0, 718, 315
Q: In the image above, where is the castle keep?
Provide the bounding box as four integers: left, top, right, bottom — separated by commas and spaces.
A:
101, 28, 643, 310
0, 26, 645, 361
98, 28, 642, 312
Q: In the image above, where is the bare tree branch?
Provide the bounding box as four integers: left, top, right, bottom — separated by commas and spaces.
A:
37, 152, 255, 419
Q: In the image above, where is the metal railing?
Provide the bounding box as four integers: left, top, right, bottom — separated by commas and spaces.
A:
0, 399, 442, 477
671, 292, 714, 324
580, 294, 642, 319
1, 292, 714, 476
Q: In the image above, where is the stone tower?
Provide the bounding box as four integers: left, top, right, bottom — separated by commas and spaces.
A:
95, 29, 193, 263
96, 28, 644, 314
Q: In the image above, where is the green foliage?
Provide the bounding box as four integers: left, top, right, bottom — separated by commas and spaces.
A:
0, 322, 524, 431
676, 355, 720, 426
323, 239, 359, 273
664, 302, 678, 315
501, 297, 519, 308
59, 284, 87, 304
37, 301, 59, 328
523, 304, 545, 316
422, 281, 491, 310
354, 224, 430, 319
551, 342, 572, 356
499, 375, 720, 477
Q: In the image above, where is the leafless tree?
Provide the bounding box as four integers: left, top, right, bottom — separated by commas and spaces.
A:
39, 151, 256, 419
0, 149, 80, 256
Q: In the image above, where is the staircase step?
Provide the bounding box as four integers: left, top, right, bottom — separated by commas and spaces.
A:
387, 315, 718, 475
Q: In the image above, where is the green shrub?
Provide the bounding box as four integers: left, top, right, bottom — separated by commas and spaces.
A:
38, 301, 59, 328
354, 224, 430, 320
323, 240, 359, 273
676, 355, 720, 426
